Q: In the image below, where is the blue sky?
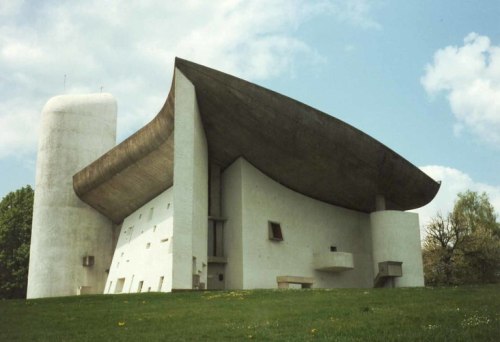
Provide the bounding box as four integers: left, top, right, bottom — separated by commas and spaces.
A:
0, 0, 499, 230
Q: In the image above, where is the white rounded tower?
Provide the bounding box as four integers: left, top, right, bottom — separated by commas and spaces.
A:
27, 93, 117, 298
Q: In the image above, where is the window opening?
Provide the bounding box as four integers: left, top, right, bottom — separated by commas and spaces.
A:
158, 276, 164, 291
115, 278, 125, 293
268, 221, 283, 241
148, 207, 154, 221
137, 281, 144, 293
330, 246, 337, 252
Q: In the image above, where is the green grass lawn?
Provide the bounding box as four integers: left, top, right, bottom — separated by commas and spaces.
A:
1, 285, 499, 341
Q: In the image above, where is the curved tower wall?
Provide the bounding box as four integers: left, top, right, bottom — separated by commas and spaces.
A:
27, 94, 117, 298
370, 210, 424, 287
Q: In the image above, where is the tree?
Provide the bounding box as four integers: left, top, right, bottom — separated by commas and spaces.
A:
423, 190, 500, 285
0, 185, 34, 299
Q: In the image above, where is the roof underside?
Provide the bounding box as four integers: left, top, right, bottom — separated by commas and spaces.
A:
73, 58, 440, 224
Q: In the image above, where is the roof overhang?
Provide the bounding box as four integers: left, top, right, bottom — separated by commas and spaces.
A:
73, 58, 440, 224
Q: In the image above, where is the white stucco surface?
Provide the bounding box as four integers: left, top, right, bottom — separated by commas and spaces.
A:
27, 94, 117, 298
222, 158, 374, 289
104, 188, 173, 294
221, 159, 244, 289
172, 69, 209, 290
370, 210, 425, 287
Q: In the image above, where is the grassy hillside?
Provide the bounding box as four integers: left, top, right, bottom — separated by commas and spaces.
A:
1, 285, 499, 341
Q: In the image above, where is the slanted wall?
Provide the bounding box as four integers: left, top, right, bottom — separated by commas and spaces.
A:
104, 188, 174, 294
172, 69, 209, 290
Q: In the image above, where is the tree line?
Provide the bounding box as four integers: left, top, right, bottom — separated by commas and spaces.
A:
422, 190, 500, 285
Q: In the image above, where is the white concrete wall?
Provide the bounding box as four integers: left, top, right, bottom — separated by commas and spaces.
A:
172, 69, 209, 290
104, 188, 174, 294
28, 94, 117, 298
221, 159, 244, 289
370, 210, 425, 287
222, 158, 374, 289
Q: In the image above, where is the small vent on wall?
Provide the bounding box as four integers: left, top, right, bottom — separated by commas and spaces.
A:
82, 256, 94, 267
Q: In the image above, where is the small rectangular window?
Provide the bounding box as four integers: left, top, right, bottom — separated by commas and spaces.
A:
146, 242, 151, 249
137, 281, 144, 293
330, 246, 337, 252
115, 278, 125, 293
148, 207, 154, 221
268, 221, 283, 241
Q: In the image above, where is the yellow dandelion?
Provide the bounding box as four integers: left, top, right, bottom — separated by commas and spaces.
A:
118, 321, 126, 327
311, 328, 317, 334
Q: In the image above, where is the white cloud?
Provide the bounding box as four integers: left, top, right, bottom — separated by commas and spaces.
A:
421, 33, 500, 147
0, 0, 381, 161
412, 165, 500, 239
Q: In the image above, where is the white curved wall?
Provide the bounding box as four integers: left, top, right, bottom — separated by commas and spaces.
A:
222, 158, 374, 289
370, 210, 424, 287
27, 93, 117, 298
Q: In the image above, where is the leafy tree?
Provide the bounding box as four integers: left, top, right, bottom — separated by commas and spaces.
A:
0, 185, 34, 299
423, 190, 500, 285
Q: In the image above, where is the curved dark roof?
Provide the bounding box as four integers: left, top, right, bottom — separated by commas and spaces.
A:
74, 58, 440, 223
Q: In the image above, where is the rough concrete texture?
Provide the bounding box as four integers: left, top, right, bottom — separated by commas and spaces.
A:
73, 84, 175, 224
28, 94, 117, 298
74, 58, 439, 225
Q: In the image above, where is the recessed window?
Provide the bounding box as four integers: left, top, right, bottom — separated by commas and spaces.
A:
146, 242, 151, 249
158, 276, 164, 291
330, 246, 337, 252
167, 203, 171, 210
153, 225, 157, 232
137, 281, 144, 293
148, 207, 154, 221
139, 213, 142, 219
268, 221, 283, 241
115, 278, 125, 293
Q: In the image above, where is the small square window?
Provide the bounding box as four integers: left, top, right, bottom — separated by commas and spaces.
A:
268, 221, 283, 241
146, 242, 151, 249
330, 246, 337, 252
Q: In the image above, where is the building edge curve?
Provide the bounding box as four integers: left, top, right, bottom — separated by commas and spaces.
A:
27, 93, 117, 298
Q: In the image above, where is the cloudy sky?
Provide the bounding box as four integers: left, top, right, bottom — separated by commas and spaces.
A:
1, 0, 499, 237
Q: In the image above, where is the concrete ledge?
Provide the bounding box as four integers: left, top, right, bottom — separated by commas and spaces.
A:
313, 252, 354, 272
277, 276, 314, 289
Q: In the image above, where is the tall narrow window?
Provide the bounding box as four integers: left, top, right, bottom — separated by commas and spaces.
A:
158, 276, 164, 291
148, 207, 154, 221
137, 281, 144, 293
268, 221, 283, 241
